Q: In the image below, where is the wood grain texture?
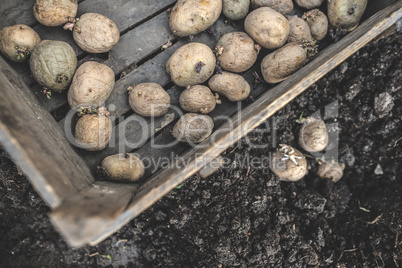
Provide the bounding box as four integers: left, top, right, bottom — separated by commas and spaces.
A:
0, 57, 94, 208
85, 1, 402, 246
50, 181, 138, 248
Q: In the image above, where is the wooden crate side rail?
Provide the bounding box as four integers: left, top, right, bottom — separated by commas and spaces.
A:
84, 2, 402, 246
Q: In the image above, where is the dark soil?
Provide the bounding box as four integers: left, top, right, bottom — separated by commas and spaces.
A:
1, 32, 401, 267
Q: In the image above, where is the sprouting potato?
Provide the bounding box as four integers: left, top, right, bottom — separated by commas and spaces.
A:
328, 0, 368, 31
173, 113, 214, 144
223, 0, 250, 21
169, 0, 223, 37
129, 83, 171, 117
208, 72, 251, 102
68, 61, 115, 108
179, 85, 217, 114
101, 153, 145, 182
260, 42, 307, 84
75, 114, 112, 151
216, 32, 258, 73
302, 9, 328, 41
298, 117, 328, 152
270, 144, 307, 182
166, 42, 216, 87
287, 15, 313, 44
245, 7, 290, 49
0, 24, 41, 62
317, 161, 345, 183
33, 0, 78, 27
73, 13, 120, 53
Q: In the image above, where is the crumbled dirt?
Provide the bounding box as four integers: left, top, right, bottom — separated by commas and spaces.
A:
0, 32, 401, 267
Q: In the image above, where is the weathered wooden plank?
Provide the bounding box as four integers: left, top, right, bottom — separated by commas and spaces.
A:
50, 181, 138, 248
0, 0, 36, 29
0, 57, 94, 208
84, 1, 402, 246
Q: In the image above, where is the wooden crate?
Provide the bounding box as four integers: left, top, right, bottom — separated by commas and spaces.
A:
0, 0, 401, 248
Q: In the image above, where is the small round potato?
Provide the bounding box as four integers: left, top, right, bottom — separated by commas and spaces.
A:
317, 161, 345, 183
33, 0, 78, 27
68, 62, 115, 108
208, 72, 250, 102
73, 13, 120, 53
298, 117, 328, 152
250, 0, 293, 15
223, 0, 250, 21
30, 40, 77, 92
303, 9, 328, 41
179, 85, 217, 114
270, 144, 307, 182
101, 153, 145, 182
169, 0, 222, 37
328, 0, 368, 31
75, 114, 112, 151
287, 16, 313, 44
0, 25, 41, 62
166, 42, 216, 87
173, 113, 214, 144
261, 42, 307, 84
294, 0, 324, 9
216, 32, 258, 73
244, 7, 290, 49
129, 83, 170, 117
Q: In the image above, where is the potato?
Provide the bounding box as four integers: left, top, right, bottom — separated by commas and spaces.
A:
169, 0, 222, 37
261, 42, 307, 84
270, 144, 307, 182
68, 62, 115, 108
328, 0, 368, 31
30, 40, 77, 92
302, 9, 328, 41
244, 7, 289, 49
0, 25, 41, 62
317, 161, 344, 183
223, 0, 250, 20
129, 83, 170, 117
287, 16, 312, 44
166, 42, 216, 87
250, 0, 293, 15
179, 85, 217, 114
208, 72, 250, 102
73, 13, 120, 53
75, 114, 112, 151
294, 0, 324, 9
101, 153, 145, 183
298, 117, 328, 152
216, 32, 258, 73
173, 113, 214, 144
33, 0, 78, 27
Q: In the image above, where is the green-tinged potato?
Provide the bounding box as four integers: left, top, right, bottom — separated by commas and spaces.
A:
208, 72, 250, 101
30, 40, 77, 92
169, 0, 222, 37
298, 117, 328, 152
166, 42, 216, 87
250, 0, 293, 15
0, 25, 41, 62
179, 85, 217, 114
68, 62, 115, 108
294, 0, 324, 9
75, 114, 112, 151
261, 42, 307, 84
287, 16, 312, 44
216, 32, 258, 73
303, 9, 328, 41
173, 113, 214, 144
245, 7, 289, 49
328, 0, 368, 31
73, 13, 120, 53
317, 161, 345, 183
223, 0, 250, 20
270, 144, 307, 182
101, 153, 145, 182
129, 83, 170, 117
33, 0, 78, 27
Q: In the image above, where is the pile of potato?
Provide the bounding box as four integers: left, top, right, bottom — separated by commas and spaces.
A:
0, 0, 368, 183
